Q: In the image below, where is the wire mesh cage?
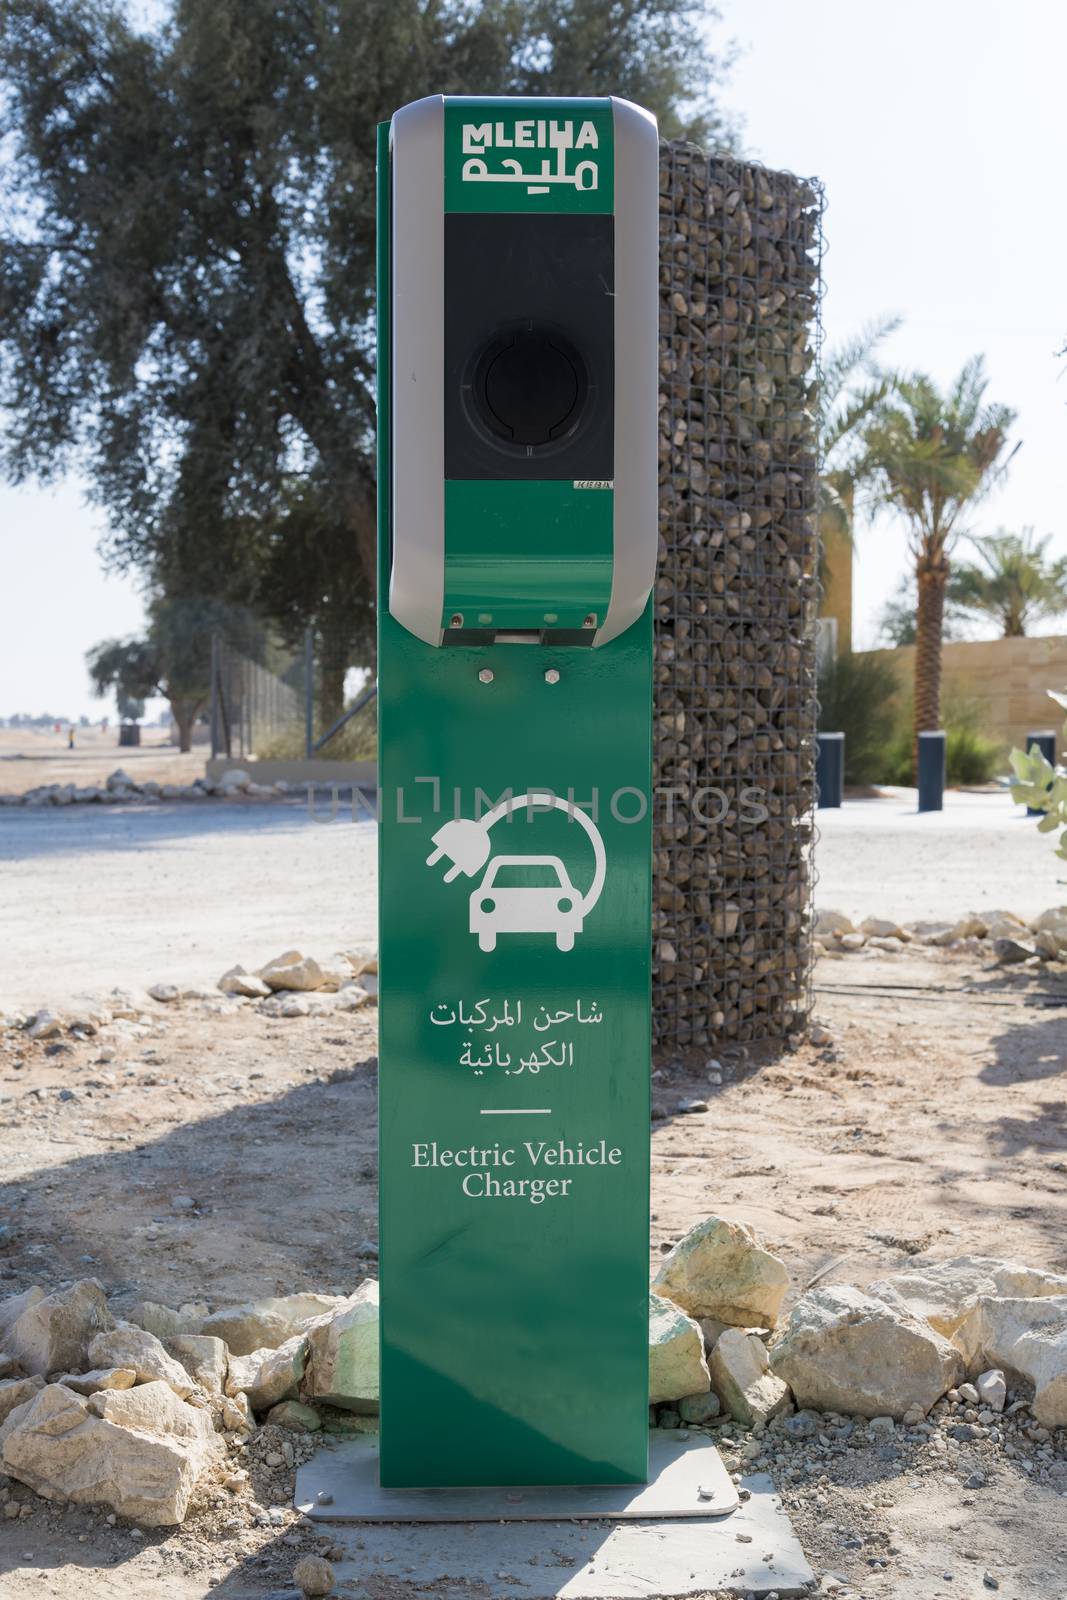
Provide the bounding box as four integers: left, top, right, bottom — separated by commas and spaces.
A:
653, 142, 824, 1051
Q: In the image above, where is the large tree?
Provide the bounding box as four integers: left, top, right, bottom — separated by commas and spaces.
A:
87, 593, 254, 749
863, 358, 1017, 758
1, 0, 736, 684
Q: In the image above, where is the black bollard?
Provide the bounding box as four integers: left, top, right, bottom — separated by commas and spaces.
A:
816, 732, 845, 809
917, 730, 946, 812
1025, 729, 1056, 817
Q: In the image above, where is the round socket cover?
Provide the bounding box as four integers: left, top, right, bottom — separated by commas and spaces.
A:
469, 324, 589, 449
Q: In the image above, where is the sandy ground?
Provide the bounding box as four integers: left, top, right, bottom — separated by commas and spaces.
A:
0, 724, 206, 794
0, 943, 1063, 1597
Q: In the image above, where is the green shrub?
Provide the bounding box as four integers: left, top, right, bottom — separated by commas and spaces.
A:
817, 650, 902, 785
818, 655, 1001, 786
945, 724, 1001, 785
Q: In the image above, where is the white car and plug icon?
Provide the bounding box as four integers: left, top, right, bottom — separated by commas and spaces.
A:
425, 792, 607, 953
470, 855, 584, 952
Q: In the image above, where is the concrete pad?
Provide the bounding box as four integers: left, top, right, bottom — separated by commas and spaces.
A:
297, 1470, 812, 1597
296, 1430, 738, 1522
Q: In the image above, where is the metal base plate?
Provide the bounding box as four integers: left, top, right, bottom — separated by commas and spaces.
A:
295, 1430, 738, 1523
292, 1457, 814, 1597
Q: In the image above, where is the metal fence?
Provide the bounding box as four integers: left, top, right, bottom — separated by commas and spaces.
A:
209, 629, 376, 764
652, 142, 823, 1051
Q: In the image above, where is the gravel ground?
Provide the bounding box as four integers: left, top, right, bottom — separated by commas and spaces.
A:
0, 944, 1064, 1596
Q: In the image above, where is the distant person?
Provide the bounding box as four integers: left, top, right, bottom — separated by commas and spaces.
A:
54, 720, 61, 735
68, 727, 75, 749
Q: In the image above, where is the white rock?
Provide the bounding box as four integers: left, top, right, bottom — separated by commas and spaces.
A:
0, 1286, 45, 1339
770, 1285, 963, 1419
839, 932, 866, 951
218, 768, 251, 790
199, 1293, 345, 1357
334, 984, 369, 1012
27, 1010, 64, 1040
258, 951, 327, 992
870, 1257, 1067, 1337
1029, 906, 1067, 953
677, 1390, 720, 1423
88, 1325, 198, 1399
8, 1280, 114, 1377
105, 769, 137, 791
128, 1300, 208, 1341
859, 918, 908, 940
147, 983, 180, 1004
303, 1282, 380, 1413
217, 965, 272, 999
164, 1335, 228, 1395
984, 912, 1028, 939
269, 994, 312, 1017
316, 955, 358, 993
951, 1295, 1067, 1427
815, 910, 855, 936
708, 1328, 791, 1426
868, 936, 905, 953
945, 913, 989, 943
0, 1380, 222, 1526
976, 1368, 1007, 1413
648, 1292, 710, 1405
58, 1368, 137, 1396
0, 1376, 45, 1424
219, 1391, 255, 1435
653, 1215, 789, 1329
225, 1336, 307, 1413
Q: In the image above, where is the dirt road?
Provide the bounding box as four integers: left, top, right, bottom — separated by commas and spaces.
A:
0, 725, 203, 794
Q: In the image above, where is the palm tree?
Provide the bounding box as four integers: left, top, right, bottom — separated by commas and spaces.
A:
818, 316, 900, 544
863, 356, 1018, 755
949, 529, 1067, 637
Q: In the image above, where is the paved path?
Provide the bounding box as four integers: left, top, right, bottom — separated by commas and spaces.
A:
813, 786, 1066, 925
0, 798, 376, 1011
2, 786, 1063, 1011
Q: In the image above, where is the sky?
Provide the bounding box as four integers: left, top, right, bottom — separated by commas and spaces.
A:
716, 0, 1066, 647
0, 0, 1064, 718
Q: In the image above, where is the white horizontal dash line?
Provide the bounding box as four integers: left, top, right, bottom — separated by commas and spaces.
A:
479, 1108, 552, 1116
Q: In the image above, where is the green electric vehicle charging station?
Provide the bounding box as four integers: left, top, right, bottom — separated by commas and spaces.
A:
377, 94, 659, 1490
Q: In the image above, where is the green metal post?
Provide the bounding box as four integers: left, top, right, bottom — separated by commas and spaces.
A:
377, 96, 658, 1490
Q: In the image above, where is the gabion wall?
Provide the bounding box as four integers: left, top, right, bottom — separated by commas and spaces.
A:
653, 142, 823, 1052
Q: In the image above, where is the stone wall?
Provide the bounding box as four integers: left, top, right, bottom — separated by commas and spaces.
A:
653, 142, 822, 1052
857, 636, 1067, 753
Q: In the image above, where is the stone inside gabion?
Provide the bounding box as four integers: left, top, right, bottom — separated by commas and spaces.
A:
653, 141, 822, 1051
